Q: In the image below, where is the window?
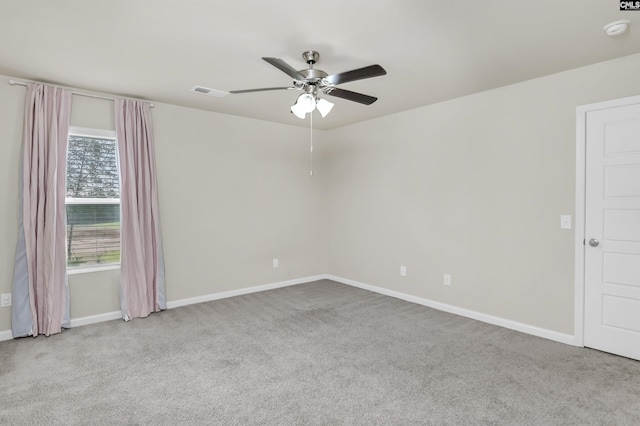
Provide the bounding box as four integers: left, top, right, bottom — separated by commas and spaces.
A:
66, 127, 120, 270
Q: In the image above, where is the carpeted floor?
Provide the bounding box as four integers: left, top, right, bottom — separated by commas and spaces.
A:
1, 279, 639, 425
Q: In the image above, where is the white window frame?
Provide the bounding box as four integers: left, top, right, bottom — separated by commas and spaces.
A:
66, 126, 121, 274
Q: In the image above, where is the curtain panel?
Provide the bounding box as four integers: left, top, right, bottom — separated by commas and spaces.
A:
115, 99, 166, 320
12, 83, 72, 337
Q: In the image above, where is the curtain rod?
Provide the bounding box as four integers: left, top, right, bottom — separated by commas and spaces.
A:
8, 79, 154, 108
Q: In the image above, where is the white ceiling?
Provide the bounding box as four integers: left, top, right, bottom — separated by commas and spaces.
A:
1, 1, 639, 130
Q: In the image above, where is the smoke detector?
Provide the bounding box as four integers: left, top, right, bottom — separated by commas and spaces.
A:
604, 20, 630, 37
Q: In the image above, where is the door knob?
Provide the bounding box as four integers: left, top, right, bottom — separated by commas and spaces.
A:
588, 238, 600, 247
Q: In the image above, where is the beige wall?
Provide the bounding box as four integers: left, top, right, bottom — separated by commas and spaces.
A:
0, 76, 328, 331
0, 76, 25, 331
152, 103, 329, 301
324, 53, 640, 335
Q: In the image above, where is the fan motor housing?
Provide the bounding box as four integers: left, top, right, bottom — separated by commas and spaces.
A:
298, 68, 328, 82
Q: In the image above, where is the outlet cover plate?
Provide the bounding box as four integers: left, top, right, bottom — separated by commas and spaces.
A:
0, 293, 11, 308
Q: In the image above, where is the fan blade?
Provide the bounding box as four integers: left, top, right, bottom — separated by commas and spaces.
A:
324, 64, 386, 85
324, 87, 377, 105
262, 57, 306, 81
229, 87, 292, 94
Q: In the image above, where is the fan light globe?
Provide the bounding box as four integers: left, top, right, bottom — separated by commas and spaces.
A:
298, 94, 316, 113
291, 93, 317, 119
316, 98, 334, 118
291, 103, 306, 119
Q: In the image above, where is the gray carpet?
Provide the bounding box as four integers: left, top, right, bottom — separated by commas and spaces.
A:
1, 280, 639, 425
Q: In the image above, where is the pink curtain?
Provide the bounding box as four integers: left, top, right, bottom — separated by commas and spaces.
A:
115, 99, 166, 320
13, 83, 72, 337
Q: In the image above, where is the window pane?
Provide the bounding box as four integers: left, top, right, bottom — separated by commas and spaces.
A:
67, 135, 119, 198
66, 204, 120, 267
66, 132, 120, 269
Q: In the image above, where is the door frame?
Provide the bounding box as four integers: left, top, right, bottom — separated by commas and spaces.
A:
574, 94, 640, 347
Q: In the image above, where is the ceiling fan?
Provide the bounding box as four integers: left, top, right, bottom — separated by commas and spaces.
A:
229, 50, 387, 119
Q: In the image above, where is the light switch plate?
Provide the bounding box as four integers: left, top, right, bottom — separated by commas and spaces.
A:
560, 215, 572, 230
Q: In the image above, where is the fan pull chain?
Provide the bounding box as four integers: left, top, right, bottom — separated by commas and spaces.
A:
309, 111, 313, 177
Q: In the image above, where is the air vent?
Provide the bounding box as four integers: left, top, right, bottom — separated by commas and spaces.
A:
191, 86, 228, 98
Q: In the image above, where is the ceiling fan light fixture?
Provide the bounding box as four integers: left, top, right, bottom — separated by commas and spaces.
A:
316, 98, 334, 118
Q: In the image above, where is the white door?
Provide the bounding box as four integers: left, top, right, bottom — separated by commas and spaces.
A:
584, 103, 640, 361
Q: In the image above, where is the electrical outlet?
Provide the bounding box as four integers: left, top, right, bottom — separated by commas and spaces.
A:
273, 258, 279, 268
400, 266, 407, 277
443, 274, 451, 286
0, 293, 11, 308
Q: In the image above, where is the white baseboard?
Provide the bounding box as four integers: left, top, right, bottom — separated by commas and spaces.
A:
327, 274, 578, 347
166, 274, 327, 309
70, 310, 122, 328
0, 273, 577, 347
0, 275, 327, 341
68, 274, 328, 328
0, 329, 13, 342
0, 311, 123, 342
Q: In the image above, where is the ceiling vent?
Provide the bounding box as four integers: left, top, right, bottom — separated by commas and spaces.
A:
191, 86, 228, 98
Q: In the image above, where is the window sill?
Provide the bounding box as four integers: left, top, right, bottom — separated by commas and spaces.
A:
67, 264, 120, 275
